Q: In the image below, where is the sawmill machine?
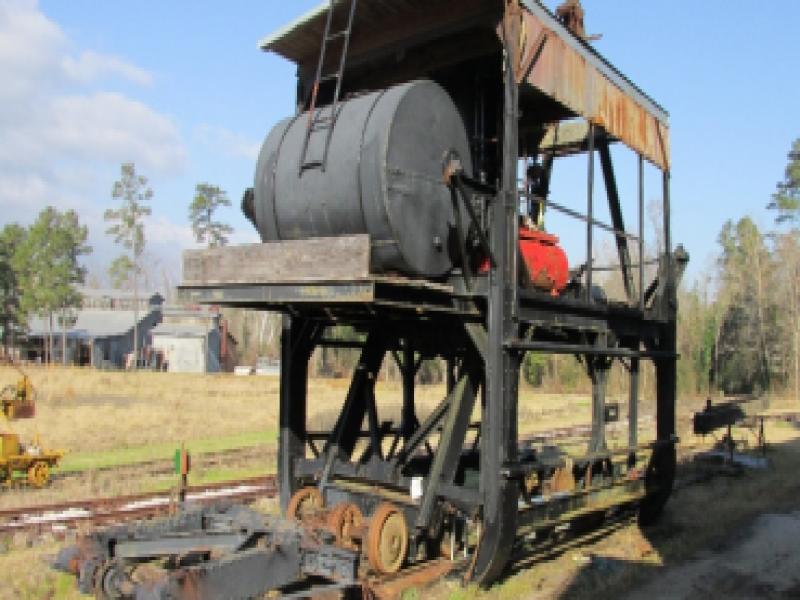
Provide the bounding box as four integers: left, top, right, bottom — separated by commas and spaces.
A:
55, 1, 687, 597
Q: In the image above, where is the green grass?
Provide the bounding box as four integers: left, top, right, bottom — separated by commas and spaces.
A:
144, 465, 274, 493
57, 429, 277, 473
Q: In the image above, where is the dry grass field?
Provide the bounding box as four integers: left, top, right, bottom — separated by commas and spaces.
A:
1, 365, 798, 598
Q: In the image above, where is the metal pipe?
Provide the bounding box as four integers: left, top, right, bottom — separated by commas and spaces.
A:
663, 170, 671, 256
544, 199, 640, 241
638, 154, 645, 310
586, 123, 595, 302
629, 357, 639, 453
505, 339, 676, 359
402, 341, 415, 442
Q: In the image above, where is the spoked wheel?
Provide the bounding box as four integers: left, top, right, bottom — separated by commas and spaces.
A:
286, 486, 324, 521
28, 461, 49, 488
366, 502, 408, 574
326, 502, 363, 549
638, 444, 676, 526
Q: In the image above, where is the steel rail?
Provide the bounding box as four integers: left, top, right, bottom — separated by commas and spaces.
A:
0, 475, 277, 534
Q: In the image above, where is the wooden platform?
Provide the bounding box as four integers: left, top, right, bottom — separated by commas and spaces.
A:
179, 236, 479, 320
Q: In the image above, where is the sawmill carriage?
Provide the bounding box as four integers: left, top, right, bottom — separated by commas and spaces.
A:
56, 1, 687, 596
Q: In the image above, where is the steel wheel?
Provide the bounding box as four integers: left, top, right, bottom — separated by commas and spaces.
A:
28, 461, 49, 488
326, 502, 363, 549
367, 502, 408, 574
286, 486, 324, 521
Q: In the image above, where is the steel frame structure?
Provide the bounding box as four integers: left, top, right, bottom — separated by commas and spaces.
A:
54, 2, 688, 597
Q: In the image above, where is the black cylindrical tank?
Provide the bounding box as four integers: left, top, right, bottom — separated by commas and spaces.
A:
252, 80, 472, 277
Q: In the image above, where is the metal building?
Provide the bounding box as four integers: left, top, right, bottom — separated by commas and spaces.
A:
25, 288, 164, 368
150, 307, 237, 373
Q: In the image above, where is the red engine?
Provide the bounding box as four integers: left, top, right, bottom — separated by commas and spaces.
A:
518, 226, 569, 295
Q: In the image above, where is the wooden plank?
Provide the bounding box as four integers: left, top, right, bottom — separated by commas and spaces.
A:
182, 235, 371, 286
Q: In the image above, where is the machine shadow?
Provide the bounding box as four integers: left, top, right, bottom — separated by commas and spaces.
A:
495, 428, 800, 600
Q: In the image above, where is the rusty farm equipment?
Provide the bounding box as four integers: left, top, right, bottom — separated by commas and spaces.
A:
55, 0, 686, 597
0, 368, 36, 420
0, 433, 63, 488
1, 368, 63, 488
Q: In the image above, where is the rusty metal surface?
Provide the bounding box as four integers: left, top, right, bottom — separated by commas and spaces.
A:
261, 0, 669, 171
365, 558, 457, 600
0, 475, 277, 534
514, 3, 670, 170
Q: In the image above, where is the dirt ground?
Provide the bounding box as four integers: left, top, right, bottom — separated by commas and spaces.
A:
622, 511, 800, 599
425, 417, 800, 600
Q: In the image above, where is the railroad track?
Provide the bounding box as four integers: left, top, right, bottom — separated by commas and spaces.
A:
46, 444, 275, 485
0, 475, 277, 534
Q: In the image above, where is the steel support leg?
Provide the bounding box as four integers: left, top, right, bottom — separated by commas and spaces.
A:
588, 356, 610, 454
628, 357, 640, 465
472, 11, 520, 583
416, 360, 480, 531
319, 332, 385, 488
401, 342, 416, 442
279, 316, 317, 513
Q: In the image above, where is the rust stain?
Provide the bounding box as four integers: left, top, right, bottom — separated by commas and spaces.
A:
366, 558, 456, 600
517, 9, 670, 171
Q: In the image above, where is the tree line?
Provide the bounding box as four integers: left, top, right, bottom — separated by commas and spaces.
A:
678, 138, 799, 399
1, 139, 797, 395
0, 162, 234, 364
520, 138, 800, 401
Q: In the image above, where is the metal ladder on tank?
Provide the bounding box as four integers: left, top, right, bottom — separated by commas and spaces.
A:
298, 0, 358, 174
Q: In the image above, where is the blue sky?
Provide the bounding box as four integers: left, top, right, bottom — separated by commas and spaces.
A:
1, 0, 798, 288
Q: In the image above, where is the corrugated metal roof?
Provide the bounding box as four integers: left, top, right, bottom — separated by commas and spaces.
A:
78, 287, 162, 301
151, 323, 214, 338
27, 310, 151, 339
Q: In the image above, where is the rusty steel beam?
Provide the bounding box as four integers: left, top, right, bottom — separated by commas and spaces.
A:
517, 1, 670, 171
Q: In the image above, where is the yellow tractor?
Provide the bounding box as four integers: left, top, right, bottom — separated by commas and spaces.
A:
0, 368, 63, 488
0, 432, 63, 487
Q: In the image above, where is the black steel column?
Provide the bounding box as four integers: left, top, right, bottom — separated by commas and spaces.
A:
656, 331, 677, 443
586, 123, 595, 302
658, 169, 675, 443
598, 139, 634, 302
638, 154, 645, 310
588, 356, 610, 454
278, 315, 315, 513
473, 19, 520, 583
663, 170, 672, 256
628, 357, 639, 462
401, 342, 416, 442
446, 357, 456, 395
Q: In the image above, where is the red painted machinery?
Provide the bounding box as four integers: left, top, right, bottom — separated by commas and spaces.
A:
518, 226, 569, 295
481, 226, 569, 295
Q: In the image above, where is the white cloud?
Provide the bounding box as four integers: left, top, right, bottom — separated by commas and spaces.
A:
62, 51, 154, 86
49, 92, 184, 173
145, 214, 196, 248
194, 124, 261, 161
0, 0, 186, 228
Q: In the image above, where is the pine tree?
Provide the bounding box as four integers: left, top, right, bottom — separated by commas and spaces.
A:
105, 162, 152, 367
189, 183, 233, 248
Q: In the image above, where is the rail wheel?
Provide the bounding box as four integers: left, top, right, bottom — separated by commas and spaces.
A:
327, 502, 363, 549
286, 486, 324, 521
28, 460, 49, 488
367, 502, 408, 574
